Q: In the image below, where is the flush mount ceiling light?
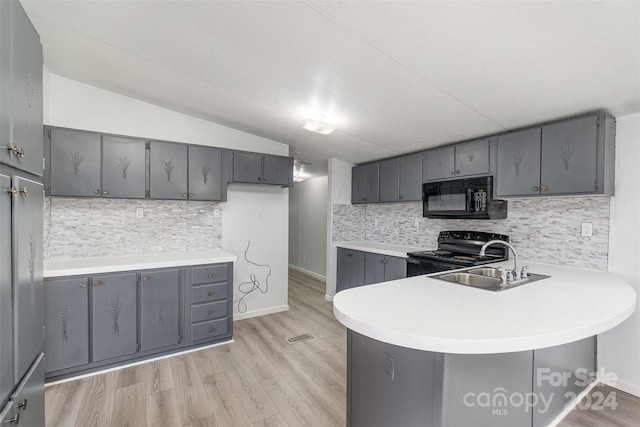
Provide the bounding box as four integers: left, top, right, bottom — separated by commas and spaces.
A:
303, 118, 336, 135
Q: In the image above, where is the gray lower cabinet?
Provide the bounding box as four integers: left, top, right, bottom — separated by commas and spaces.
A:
91, 273, 137, 362
48, 127, 101, 197
351, 163, 379, 204
8, 354, 44, 427
101, 135, 146, 198
13, 177, 43, 382
0, 174, 12, 405
43, 277, 88, 372
188, 145, 222, 201
497, 113, 614, 197
336, 248, 365, 293
0, 0, 43, 177
188, 264, 233, 344
424, 139, 491, 181
140, 269, 180, 352
364, 253, 407, 285
149, 140, 188, 199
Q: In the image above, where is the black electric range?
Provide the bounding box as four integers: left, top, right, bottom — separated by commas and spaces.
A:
407, 231, 509, 276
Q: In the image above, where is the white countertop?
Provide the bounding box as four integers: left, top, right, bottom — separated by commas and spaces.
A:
335, 240, 425, 258
44, 249, 237, 278
333, 261, 636, 354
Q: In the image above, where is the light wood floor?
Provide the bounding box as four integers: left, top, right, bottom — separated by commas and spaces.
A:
45, 268, 639, 427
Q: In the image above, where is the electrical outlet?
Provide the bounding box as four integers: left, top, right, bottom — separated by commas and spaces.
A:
135, 207, 144, 219
213, 208, 220, 219
383, 352, 395, 381
581, 222, 593, 237
414, 217, 420, 228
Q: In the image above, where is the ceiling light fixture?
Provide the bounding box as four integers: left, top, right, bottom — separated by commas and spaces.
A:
303, 118, 336, 135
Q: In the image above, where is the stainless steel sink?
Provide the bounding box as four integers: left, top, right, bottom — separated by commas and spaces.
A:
435, 268, 550, 291
436, 272, 502, 289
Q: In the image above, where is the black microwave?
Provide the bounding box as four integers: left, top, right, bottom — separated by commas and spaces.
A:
422, 176, 507, 219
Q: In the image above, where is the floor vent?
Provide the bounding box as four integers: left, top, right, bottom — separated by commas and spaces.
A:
286, 333, 313, 344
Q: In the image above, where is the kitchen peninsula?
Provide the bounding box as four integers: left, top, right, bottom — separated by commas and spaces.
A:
333, 261, 636, 427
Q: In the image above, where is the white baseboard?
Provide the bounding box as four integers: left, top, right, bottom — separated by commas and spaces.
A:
233, 304, 289, 321
288, 264, 326, 282
547, 379, 598, 427
325, 294, 334, 302
603, 377, 640, 397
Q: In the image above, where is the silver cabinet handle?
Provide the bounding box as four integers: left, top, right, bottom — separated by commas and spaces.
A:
94, 189, 100, 194
17, 147, 25, 158
103, 190, 109, 196
207, 310, 214, 315
264, 177, 269, 182
450, 170, 455, 175
94, 280, 102, 287
142, 276, 149, 282
208, 273, 214, 279
80, 282, 87, 288
257, 177, 262, 182
6, 187, 28, 197
541, 185, 548, 192
4, 413, 19, 424
208, 291, 214, 297
532, 186, 539, 191
6, 145, 19, 156
17, 399, 27, 411
455, 170, 460, 174
182, 192, 188, 198
208, 327, 215, 334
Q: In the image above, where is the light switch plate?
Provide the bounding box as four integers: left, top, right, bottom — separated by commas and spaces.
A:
213, 208, 220, 219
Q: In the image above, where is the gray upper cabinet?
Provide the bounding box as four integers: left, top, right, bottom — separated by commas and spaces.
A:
379, 154, 422, 203
91, 273, 137, 362
232, 151, 293, 186
0, 1, 43, 177
140, 269, 180, 352
352, 163, 379, 204
232, 152, 262, 184
496, 128, 542, 196
424, 139, 490, 181
102, 136, 146, 199
43, 277, 88, 373
0, 174, 12, 405
497, 113, 614, 197
12, 177, 44, 382
149, 140, 188, 200
49, 128, 101, 197
188, 145, 222, 201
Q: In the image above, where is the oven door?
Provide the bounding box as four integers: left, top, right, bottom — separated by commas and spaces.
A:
406, 257, 461, 277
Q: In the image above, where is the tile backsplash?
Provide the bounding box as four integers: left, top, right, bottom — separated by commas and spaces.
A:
44, 197, 222, 260
333, 197, 611, 271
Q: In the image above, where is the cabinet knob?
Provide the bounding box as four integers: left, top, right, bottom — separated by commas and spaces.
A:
4, 413, 19, 425
208, 327, 215, 334
541, 185, 548, 192
455, 170, 460, 174
450, 170, 455, 175
6, 187, 29, 197
94, 280, 102, 287
182, 192, 187, 198
80, 282, 87, 288
103, 190, 109, 196
17, 399, 27, 411
142, 276, 149, 282
208, 291, 214, 297
94, 189, 100, 194
188, 192, 193, 198
264, 177, 269, 182
208, 273, 213, 279
17, 147, 25, 158
398, 195, 403, 200
207, 310, 214, 315
5, 144, 19, 156
532, 186, 539, 191
347, 254, 352, 258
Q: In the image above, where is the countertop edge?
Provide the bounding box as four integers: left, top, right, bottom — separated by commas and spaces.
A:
335, 240, 424, 259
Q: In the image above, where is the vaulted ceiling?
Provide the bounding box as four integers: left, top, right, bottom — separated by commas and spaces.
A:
22, 0, 640, 178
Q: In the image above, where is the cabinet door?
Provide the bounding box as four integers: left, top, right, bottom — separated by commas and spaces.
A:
9, 354, 44, 427
49, 128, 101, 197
455, 139, 490, 177
349, 251, 365, 288
232, 151, 262, 184
424, 146, 455, 181
364, 253, 385, 285
351, 166, 366, 204
384, 257, 407, 282
0, 0, 10, 170
496, 128, 542, 197
336, 248, 351, 293
102, 136, 146, 199
363, 162, 379, 203
43, 277, 88, 372
12, 177, 43, 382
398, 153, 422, 201
263, 155, 292, 186
7, 1, 43, 176
149, 141, 188, 200
541, 115, 599, 195
91, 273, 137, 362
188, 145, 222, 200
378, 158, 399, 202
140, 269, 180, 352
0, 175, 11, 404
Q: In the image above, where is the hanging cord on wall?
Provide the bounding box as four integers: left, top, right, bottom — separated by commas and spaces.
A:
236, 240, 271, 313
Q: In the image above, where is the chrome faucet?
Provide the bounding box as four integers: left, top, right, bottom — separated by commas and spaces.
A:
479, 240, 529, 285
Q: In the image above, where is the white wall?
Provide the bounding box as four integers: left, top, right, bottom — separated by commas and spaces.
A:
44, 72, 290, 319
288, 176, 328, 280
325, 157, 353, 299
599, 112, 640, 396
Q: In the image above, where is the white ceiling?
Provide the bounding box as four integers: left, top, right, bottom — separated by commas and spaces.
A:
22, 0, 640, 178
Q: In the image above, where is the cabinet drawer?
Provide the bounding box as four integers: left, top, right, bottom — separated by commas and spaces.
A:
191, 265, 227, 285
191, 301, 227, 323
191, 283, 227, 304
192, 318, 228, 342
